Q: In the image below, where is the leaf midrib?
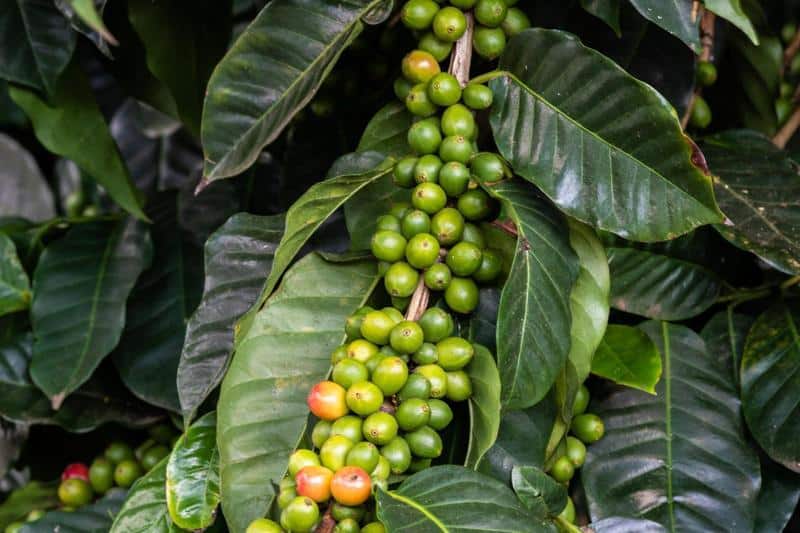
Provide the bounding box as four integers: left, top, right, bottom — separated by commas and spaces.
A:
383, 491, 448, 531
205, 0, 383, 178
500, 71, 718, 220
661, 321, 676, 533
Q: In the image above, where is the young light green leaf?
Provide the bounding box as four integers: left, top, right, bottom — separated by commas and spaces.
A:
465, 344, 501, 469
201, 0, 391, 182
218, 254, 379, 532
628, 0, 700, 52
478, 179, 579, 410
66, 0, 117, 44
109, 459, 176, 532
591, 324, 662, 394
357, 101, 413, 156
583, 321, 761, 531
167, 412, 219, 530
490, 29, 721, 242
30, 219, 152, 407
376, 466, 555, 532
607, 247, 721, 320
704, 0, 758, 45
178, 213, 284, 422
701, 130, 800, 274
0, 234, 30, 317
741, 302, 800, 472
580, 0, 621, 35
9, 62, 147, 220
0, 0, 76, 95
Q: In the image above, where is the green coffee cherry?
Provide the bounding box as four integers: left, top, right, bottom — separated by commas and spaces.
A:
696, 60, 717, 87
462, 83, 493, 110
333, 359, 370, 389
385, 262, 420, 297
401, 0, 440, 30
376, 215, 402, 235
396, 398, 432, 430
412, 182, 448, 213
689, 96, 712, 129
346, 381, 384, 416
446, 241, 483, 276
500, 7, 530, 36
572, 413, 605, 444
346, 441, 381, 472
550, 456, 575, 483
445, 277, 479, 313
418, 307, 454, 342
473, 248, 502, 282
334, 518, 361, 533
311, 420, 332, 449
439, 135, 474, 163
331, 416, 364, 443
320, 435, 354, 471
414, 154, 443, 184
371, 455, 392, 480
424, 262, 452, 290
446, 370, 473, 401
439, 161, 471, 196
461, 223, 486, 248
362, 411, 399, 445
473, 26, 506, 59
474, 0, 507, 27
389, 321, 426, 355
408, 117, 443, 153
573, 384, 590, 415
437, 337, 475, 370
405, 426, 444, 458
406, 83, 438, 117
413, 342, 439, 365
372, 356, 410, 394
289, 449, 321, 476
284, 496, 320, 532
394, 77, 413, 101
441, 104, 476, 138
457, 189, 494, 221
427, 398, 454, 430
361, 310, 397, 344
331, 502, 366, 522
399, 373, 433, 400
393, 157, 418, 188
347, 339, 378, 363
381, 436, 413, 474
428, 73, 462, 106
419, 32, 454, 62
566, 436, 587, 468
415, 364, 448, 398
559, 497, 576, 523
430, 206, 465, 245
432, 6, 467, 42
371, 230, 407, 263
402, 209, 432, 238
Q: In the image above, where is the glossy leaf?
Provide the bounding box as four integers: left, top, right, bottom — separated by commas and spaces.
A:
490, 29, 722, 242
0, 333, 160, 432
0, 0, 76, 94
218, 254, 378, 532
729, 36, 781, 135
64, 0, 116, 44
565, 219, 610, 384
376, 465, 554, 532
167, 412, 219, 530
741, 302, 800, 472
478, 178, 579, 410
22, 490, 127, 533
0, 234, 30, 317
9, 62, 147, 220
178, 213, 284, 420
467, 287, 500, 352
580, 0, 621, 35
342, 151, 408, 250
700, 309, 754, 387
591, 324, 662, 393
754, 457, 800, 533
238, 154, 392, 338
30, 219, 152, 407
512, 466, 567, 518
587, 517, 667, 532
477, 393, 557, 483
0, 134, 55, 223
128, 0, 231, 138
201, 0, 391, 182
356, 101, 413, 156
0, 482, 58, 530
109, 459, 176, 532
704, 0, 758, 44
607, 247, 720, 320
701, 130, 800, 274
583, 321, 761, 532
465, 344, 501, 469
113, 203, 201, 413
627, 0, 700, 52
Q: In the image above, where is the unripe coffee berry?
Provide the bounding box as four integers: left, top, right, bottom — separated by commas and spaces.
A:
432, 6, 467, 42
384, 262, 420, 297
412, 182, 448, 213
401, 0, 440, 30
414, 154, 443, 183
427, 73, 462, 106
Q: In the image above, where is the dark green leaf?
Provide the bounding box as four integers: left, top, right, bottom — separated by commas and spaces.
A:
478, 179, 579, 410
0, 0, 76, 94
607, 247, 720, 320
201, 0, 390, 182
731, 34, 781, 135
113, 203, 201, 412
0, 482, 58, 531
109, 459, 176, 532
704, 0, 758, 44
741, 302, 800, 472
700, 309, 754, 387
342, 151, 408, 250
0, 134, 55, 222
627, 0, 700, 52
587, 517, 667, 532
376, 465, 554, 532
237, 156, 392, 341
467, 287, 500, 352
477, 392, 557, 483
490, 29, 721, 242
9, 62, 147, 220
591, 324, 662, 393
754, 457, 800, 533
580, 0, 621, 35
218, 254, 378, 532
22, 489, 127, 533
166, 411, 219, 530
178, 213, 284, 420
512, 466, 567, 518
30, 219, 152, 407
701, 130, 800, 274
583, 321, 761, 531
128, 0, 231, 137
0, 234, 30, 317
356, 101, 413, 156
0, 333, 161, 432
465, 344, 501, 468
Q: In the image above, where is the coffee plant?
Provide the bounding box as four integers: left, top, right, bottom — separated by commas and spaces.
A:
1, 0, 800, 531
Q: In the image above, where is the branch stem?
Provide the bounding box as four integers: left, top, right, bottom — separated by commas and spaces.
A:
784, 29, 800, 74
404, 276, 430, 322
448, 12, 474, 86
681, 10, 715, 129
773, 106, 800, 148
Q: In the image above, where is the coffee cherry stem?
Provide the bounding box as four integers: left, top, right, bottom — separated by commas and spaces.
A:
447, 11, 474, 87
314, 504, 336, 533
404, 275, 431, 322
466, 69, 504, 86
490, 219, 518, 237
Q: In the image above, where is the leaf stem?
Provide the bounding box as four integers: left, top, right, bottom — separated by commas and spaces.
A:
780, 274, 800, 291
772, 106, 800, 148
468, 70, 506, 86
490, 219, 518, 237
784, 28, 800, 75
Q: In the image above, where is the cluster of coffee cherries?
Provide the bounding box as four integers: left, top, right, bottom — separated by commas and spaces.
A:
689, 60, 717, 130
549, 385, 606, 525
247, 305, 478, 533
4, 424, 177, 533
399, 0, 529, 62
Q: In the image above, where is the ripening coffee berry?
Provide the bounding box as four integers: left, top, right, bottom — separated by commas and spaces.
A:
308, 381, 349, 421
295, 465, 334, 502
401, 50, 441, 83
58, 478, 93, 507
331, 467, 372, 506
288, 449, 321, 477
